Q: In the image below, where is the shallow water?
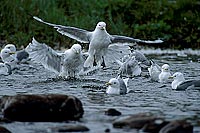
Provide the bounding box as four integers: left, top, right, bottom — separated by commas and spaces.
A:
0, 49, 200, 133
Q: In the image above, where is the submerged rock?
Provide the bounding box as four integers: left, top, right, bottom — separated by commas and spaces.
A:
50, 124, 89, 132
105, 108, 122, 116
159, 120, 193, 133
0, 94, 84, 122
0, 125, 11, 133
113, 113, 166, 132
113, 113, 193, 133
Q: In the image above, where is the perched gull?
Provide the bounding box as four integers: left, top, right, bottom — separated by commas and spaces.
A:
26, 38, 84, 78
4, 44, 29, 63
117, 56, 141, 77
170, 72, 200, 90
158, 64, 171, 83
148, 60, 161, 81
0, 48, 17, 70
33, 16, 163, 68
106, 76, 129, 95
0, 63, 12, 75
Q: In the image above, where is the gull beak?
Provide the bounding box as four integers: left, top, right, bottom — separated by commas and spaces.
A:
168, 76, 174, 79
9, 52, 15, 55
101, 27, 105, 30
105, 82, 112, 86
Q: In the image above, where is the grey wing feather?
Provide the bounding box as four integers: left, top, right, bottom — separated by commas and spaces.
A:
33, 16, 91, 43
16, 50, 29, 62
177, 80, 200, 90
134, 50, 150, 66
26, 37, 62, 74
110, 35, 163, 44
118, 78, 127, 94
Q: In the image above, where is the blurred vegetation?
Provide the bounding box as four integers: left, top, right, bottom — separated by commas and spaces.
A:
0, 0, 200, 49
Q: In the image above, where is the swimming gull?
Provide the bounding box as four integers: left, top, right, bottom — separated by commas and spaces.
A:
33, 16, 163, 68
158, 64, 171, 83
106, 76, 129, 95
170, 72, 200, 90
148, 60, 161, 81
117, 56, 141, 77
26, 38, 84, 78
0, 62, 12, 75
4, 44, 29, 63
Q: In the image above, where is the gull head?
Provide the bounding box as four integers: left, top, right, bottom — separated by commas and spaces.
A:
96, 22, 106, 30
71, 44, 82, 54
161, 64, 170, 72
4, 44, 16, 52
1, 49, 15, 59
170, 72, 185, 81
106, 78, 120, 88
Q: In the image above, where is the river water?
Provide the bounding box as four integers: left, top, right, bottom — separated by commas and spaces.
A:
0, 49, 200, 133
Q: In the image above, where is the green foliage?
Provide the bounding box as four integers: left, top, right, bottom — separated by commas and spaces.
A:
0, 0, 200, 49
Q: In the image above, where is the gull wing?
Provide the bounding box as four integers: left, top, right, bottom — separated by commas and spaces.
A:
33, 16, 92, 43
177, 80, 200, 90
110, 35, 163, 44
26, 38, 62, 74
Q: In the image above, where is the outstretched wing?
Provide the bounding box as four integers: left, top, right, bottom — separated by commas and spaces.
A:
26, 37, 62, 74
110, 35, 163, 44
33, 16, 91, 43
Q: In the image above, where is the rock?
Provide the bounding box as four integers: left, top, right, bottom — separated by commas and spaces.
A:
50, 124, 89, 132
105, 108, 122, 116
159, 120, 193, 133
113, 113, 168, 132
0, 94, 84, 122
0, 125, 11, 133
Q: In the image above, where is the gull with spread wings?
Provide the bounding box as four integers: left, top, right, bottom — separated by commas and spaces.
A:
33, 16, 163, 68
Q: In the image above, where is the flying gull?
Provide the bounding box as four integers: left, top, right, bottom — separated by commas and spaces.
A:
26, 38, 84, 78
170, 72, 200, 90
106, 76, 129, 95
33, 16, 163, 68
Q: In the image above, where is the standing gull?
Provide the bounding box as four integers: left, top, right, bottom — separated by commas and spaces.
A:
148, 60, 161, 81
4, 44, 29, 63
158, 64, 171, 83
0, 48, 17, 70
170, 72, 200, 90
33, 16, 163, 68
0, 63, 12, 75
26, 38, 84, 78
106, 76, 129, 95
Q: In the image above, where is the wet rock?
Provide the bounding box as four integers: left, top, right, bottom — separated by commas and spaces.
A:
159, 120, 193, 133
113, 113, 168, 132
0, 94, 84, 122
50, 124, 89, 132
105, 108, 122, 116
0, 125, 11, 133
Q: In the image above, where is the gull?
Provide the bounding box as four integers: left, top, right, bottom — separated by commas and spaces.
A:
0, 62, 12, 75
0, 48, 17, 70
117, 56, 141, 77
26, 38, 84, 78
148, 60, 161, 81
158, 64, 171, 83
170, 72, 200, 90
4, 44, 29, 63
106, 76, 129, 95
33, 16, 163, 68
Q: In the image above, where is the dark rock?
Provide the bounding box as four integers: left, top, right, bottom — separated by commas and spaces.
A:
105, 108, 122, 116
159, 120, 193, 133
0, 125, 11, 133
113, 113, 168, 132
0, 94, 84, 122
50, 124, 89, 132
104, 128, 110, 132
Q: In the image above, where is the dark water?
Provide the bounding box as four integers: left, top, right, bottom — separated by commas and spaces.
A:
0, 50, 200, 133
